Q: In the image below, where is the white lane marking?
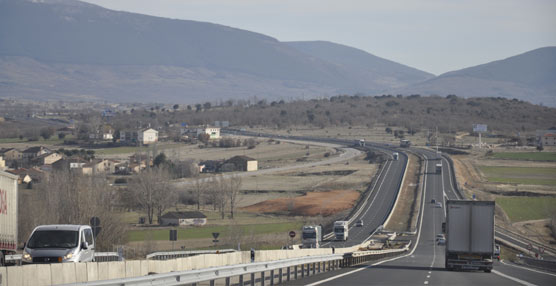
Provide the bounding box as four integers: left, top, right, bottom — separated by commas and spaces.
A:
492, 269, 537, 286
306, 156, 432, 286
424, 281, 429, 285
426, 275, 430, 278
500, 260, 556, 278
428, 271, 431, 274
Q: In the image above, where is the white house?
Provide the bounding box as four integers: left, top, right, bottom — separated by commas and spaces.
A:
196, 127, 220, 139
139, 128, 158, 144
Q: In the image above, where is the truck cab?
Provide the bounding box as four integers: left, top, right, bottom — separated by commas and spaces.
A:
22, 225, 95, 264
301, 225, 322, 248
436, 163, 442, 174
333, 221, 349, 241
393, 152, 399, 161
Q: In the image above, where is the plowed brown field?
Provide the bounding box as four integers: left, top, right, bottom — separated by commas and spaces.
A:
241, 190, 360, 216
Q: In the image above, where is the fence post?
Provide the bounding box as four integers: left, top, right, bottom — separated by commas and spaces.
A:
279, 268, 283, 284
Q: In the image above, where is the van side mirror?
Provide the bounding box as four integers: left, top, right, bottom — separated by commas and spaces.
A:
81, 241, 89, 250
20, 242, 26, 250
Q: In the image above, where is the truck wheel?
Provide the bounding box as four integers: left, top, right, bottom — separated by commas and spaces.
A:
484, 269, 491, 273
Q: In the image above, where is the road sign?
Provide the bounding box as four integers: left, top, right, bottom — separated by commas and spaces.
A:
289, 231, 296, 238
212, 232, 220, 243
169, 230, 177, 241
473, 124, 487, 133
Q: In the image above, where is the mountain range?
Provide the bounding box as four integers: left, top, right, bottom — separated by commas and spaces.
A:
0, 0, 554, 106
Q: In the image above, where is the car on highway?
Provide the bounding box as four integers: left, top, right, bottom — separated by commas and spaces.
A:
355, 220, 364, 227
22, 225, 95, 264
435, 202, 443, 208
436, 234, 446, 245
431, 199, 436, 204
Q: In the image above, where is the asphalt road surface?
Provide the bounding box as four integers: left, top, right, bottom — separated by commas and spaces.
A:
288, 147, 556, 285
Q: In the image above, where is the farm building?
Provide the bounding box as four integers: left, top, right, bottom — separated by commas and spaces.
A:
159, 211, 207, 226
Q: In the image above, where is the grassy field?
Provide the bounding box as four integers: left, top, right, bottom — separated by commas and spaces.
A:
480, 166, 556, 186
496, 197, 556, 222
491, 152, 556, 162
127, 222, 302, 242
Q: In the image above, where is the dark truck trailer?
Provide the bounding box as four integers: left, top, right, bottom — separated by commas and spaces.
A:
445, 200, 495, 272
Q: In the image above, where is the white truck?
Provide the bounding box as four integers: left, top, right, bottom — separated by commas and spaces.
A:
393, 152, 399, 161
359, 139, 365, 147
445, 200, 495, 272
301, 225, 322, 248
333, 221, 349, 241
436, 162, 442, 174
0, 170, 18, 266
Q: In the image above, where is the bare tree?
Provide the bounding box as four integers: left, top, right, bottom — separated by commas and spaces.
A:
227, 175, 242, 219
129, 166, 176, 224
216, 175, 228, 219
191, 177, 207, 210
19, 170, 126, 251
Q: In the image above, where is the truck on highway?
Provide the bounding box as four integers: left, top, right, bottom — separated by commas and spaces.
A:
436, 162, 442, 174
400, 139, 411, 148
393, 152, 399, 161
359, 139, 365, 147
445, 200, 495, 272
301, 225, 322, 248
333, 221, 349, 241
0, 170, 18, 266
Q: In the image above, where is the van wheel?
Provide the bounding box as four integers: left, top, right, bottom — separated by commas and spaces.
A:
484, 269, 491, 273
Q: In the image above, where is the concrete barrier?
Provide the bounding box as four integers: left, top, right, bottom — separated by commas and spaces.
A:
75, 263, 87, 283
0, 266, 7, 286
86, 262, 98, 282
7, 265, 22, 286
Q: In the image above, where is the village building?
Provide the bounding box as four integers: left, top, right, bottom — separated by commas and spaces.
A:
139, 128, 158, 144
537, 130, 556, 146
0, 148, 22, 161
22, 146, 51, 160
159, 211, 207, 226
222, 156, 258, 172
196, 126, 220, 139
33, 152, 63, 165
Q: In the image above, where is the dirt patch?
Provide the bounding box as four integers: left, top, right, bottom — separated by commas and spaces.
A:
241, 190, 360, 216
385, 152, 422, 232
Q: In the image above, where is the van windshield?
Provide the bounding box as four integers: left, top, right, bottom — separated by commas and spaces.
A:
27, 230, 79, 249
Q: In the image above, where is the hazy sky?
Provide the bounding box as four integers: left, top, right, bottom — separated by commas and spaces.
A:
82, 0, 556, 75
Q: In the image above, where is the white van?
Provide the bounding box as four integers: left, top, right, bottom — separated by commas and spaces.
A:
22, 225, 95, 264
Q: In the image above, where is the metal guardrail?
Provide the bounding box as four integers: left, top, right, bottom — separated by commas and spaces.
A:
66, 254, 344, 286
519, 257, 556, 273
146, 249, 237, 260
66, 243, 411, 286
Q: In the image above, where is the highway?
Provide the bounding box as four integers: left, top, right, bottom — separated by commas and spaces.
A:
286, 147, 556, 285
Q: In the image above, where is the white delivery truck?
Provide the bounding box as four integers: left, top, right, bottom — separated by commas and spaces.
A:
359, 139, 366, 147
0, 170, 18, 266
333, 221, 349, 241
436, 163, 442, 174
393, 152, 399, 161
445, 200, 495, 272
301, 225, 322, 248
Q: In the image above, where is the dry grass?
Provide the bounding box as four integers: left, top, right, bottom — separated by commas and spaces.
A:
385, 153, 422, 232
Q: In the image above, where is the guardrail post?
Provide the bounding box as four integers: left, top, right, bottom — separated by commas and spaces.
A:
210, 280, 215, 286
261, 271, 265, 286
225, 277, 230, 286
318, 261, 321, 273
307, 264, 310, 276
270, 270, 274, 286
301, 264, 305, 277
239, 274, 244, 286
312, 263, 316, 275
294, 265, 298, 280
279, 268, 283, 284
286, 266, 291, 281
251, 273, 255, 286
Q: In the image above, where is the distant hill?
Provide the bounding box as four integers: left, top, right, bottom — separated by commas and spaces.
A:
395, 47, 556, 106
287, 41, 434, 90
0, 0, 432, 103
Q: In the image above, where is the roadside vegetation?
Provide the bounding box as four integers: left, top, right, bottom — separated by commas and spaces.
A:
495, 197, 556, 222
489, 152, 556, 162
